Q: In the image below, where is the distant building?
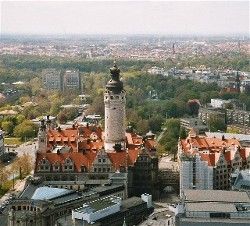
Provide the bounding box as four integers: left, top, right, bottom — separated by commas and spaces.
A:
180, 118, 208, 134
198, 108, 226, 125
226, 109, 250, 127
42, 69, 63, 91
177, 189, 250, 226
64, 69, 82, 92
211, 99, 227, 108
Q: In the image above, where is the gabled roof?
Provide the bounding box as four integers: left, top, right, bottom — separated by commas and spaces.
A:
200, 152, 221, 166
36, 151, 98, 172
36, 124, 157, 174
180, 131, 246, 166
127, 148, 140, 165
107, 151, 127, 171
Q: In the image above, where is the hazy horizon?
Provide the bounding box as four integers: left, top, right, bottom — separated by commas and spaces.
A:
1, 1, 249, 36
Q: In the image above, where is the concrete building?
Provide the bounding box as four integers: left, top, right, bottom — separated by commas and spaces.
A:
180, 118, 208, 134
226, 109, 250, 127
198, 108, 226, 125
42, 69, 63, 91
177, 190, 250, 226
64, 69, 82, 92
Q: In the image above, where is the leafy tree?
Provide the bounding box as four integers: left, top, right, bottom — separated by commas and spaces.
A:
187, 99, 200, 116
158, 118, 181, 156
148, 114, 164, 133
2, 121, 14, 135
224, 102, 234, 109
57, 107, 79, 124
16, 114, 25, 124
0, 162, 10, 189
11, 153, 33, 179
179, 127, 187, 139
13, 120, 39, 141
207, 117, 227, 132
58, 111, 68, 124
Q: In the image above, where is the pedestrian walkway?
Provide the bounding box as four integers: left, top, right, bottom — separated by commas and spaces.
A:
0, 178, 27, 204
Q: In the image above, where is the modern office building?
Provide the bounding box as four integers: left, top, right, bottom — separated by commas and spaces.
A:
42, 69, 63, 91
64, 69, 82, 92
42, 69, 82, 92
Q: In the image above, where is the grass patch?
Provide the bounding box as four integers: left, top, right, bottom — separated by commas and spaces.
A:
4, 137, 23, 146
0, 180, 13, 198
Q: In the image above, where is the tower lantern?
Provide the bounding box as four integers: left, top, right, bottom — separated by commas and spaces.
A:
104, 62, 126, 151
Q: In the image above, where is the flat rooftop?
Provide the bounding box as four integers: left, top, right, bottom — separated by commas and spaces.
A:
184, 190, 250, 203
76, 197, 120, 214
186, 202, 237, 213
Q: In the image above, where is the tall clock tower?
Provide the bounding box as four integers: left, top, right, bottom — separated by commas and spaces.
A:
104, 63, 126, 151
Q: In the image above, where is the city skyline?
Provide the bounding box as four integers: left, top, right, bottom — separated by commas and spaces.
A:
1, 0, 249, 36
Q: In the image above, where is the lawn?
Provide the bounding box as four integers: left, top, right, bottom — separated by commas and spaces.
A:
4, 137, 23, 146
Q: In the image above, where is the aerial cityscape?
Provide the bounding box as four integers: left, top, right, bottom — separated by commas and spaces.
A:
0, 1, 250, 226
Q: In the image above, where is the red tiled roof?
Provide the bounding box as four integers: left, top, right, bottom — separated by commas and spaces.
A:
107, 151, 127, 171
128, 148, 140, 165
36, 125, 157, 173
179, 132, 245, 166
35, 151, 98, 173
200, 152, 220, 166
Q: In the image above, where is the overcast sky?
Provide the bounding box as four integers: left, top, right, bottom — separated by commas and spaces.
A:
1, 0, 249, 36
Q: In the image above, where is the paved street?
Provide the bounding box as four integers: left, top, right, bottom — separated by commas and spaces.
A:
159, 156, 178, 171
1, 141, 37, 204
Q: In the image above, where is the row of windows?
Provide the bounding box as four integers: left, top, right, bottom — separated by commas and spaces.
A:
105, 95, 124, 100
94, 167, 111, 173
12, 205, 39, 212
40, 165, 74, 171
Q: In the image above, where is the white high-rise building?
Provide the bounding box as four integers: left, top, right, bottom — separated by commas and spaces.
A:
104, 63, 126, 151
